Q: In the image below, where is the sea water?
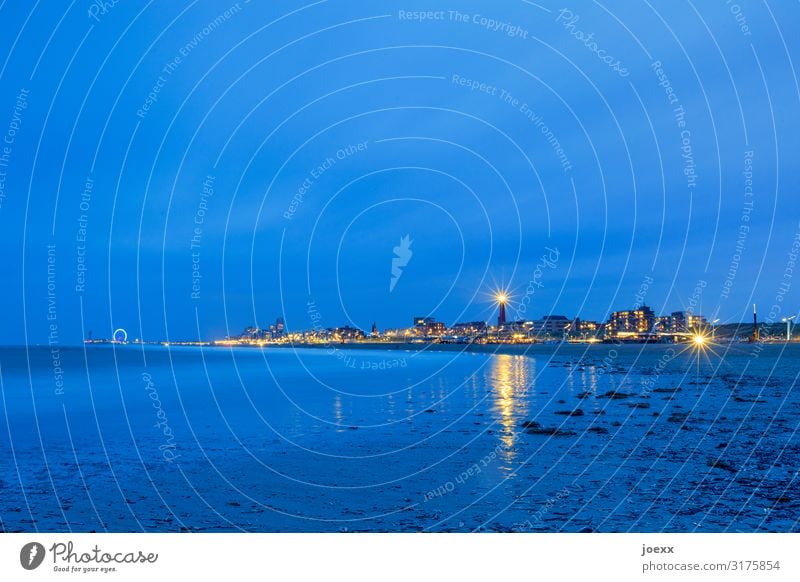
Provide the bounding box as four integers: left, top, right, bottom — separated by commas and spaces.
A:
0, 343, 797, 532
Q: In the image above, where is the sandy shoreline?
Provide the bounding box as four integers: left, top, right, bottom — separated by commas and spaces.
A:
253, 341, 607, 357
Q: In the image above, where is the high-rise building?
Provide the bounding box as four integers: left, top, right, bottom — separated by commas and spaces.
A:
655, 311, 707, 334
606, 305, 656, 336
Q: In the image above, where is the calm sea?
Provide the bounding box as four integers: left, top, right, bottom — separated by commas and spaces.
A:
0, 343, 798, 532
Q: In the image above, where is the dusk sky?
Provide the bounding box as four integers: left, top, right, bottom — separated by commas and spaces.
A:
1, 1, 798, 344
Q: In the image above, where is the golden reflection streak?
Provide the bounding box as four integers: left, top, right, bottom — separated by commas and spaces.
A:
488, 354, 531, 462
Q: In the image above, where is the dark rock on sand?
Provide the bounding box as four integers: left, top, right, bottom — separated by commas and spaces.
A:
522, 422, 577, 437
599, 390, 632, 399
555, 409, 585, 417
587, 426, 609, 434
707, 459, 737, 473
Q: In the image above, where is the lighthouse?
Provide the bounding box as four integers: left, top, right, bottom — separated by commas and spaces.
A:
496, 292, 508, 327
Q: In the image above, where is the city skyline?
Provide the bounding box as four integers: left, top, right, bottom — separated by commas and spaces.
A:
88, 294, 799, 346
71, 267, 798, 344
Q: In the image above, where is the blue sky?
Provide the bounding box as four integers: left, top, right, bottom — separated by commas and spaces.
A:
0, 0, 798, 343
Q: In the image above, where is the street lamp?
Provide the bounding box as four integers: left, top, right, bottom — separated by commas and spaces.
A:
710, 318, 720, 339
782, 315, 796, 342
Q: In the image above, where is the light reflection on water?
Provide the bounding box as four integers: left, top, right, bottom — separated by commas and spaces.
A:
485, 354, 609, 465
333, 393, 343, 431
487, 354, 532, 463
2, 345, 798, 532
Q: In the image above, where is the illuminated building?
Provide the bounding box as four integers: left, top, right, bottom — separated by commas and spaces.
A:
606, 305, 656, 337
382, 327, 413, 340
531, 315, 570, 337
569, 318, 601, 339
331, 325, 365, 341
413, 316, 445, 336
451, 321, 487, 333
450, 321, 487, 336
663, 311, 707, 333
653, 311, 708, 335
